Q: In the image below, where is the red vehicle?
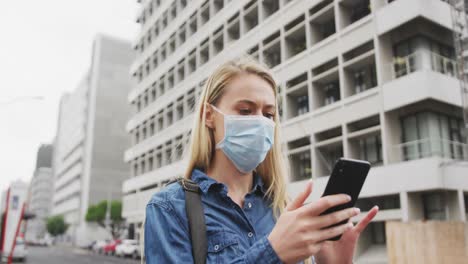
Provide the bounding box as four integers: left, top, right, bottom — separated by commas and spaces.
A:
102, 239, 121, 256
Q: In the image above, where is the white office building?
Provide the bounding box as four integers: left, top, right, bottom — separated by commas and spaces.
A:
25, 144, 53, 242
52, 34, 134, 246
123, 0, 468, 262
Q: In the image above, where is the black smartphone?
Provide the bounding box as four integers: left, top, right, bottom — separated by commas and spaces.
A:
319, 157, 370, 241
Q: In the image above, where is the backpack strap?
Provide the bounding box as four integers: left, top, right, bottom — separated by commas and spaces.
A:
176, 178, 207, 264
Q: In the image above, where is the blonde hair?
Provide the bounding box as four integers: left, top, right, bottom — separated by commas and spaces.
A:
184, 54, 289, 216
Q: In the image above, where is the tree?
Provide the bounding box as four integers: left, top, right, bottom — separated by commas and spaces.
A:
85, 200, 123, 238
85, 200, 107, 223
46, 215, 68, 236
110, 200, 123, 223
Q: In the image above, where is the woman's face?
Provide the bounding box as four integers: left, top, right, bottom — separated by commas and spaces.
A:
206, 73, 276, 144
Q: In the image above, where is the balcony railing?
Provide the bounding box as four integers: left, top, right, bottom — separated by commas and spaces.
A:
392, 138, 468, 162
391, 50, 457, 79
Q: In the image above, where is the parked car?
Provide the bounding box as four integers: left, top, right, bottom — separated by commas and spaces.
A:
14, 237, 28, 261
103, 239, 121, 256
37, 236, 52, 247
115, 239, 141, 259
92, 240, 109, 254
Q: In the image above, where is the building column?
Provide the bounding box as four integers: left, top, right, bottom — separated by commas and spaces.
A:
458, 190, 467, 222
342, 124, 350, 158
400, 192, 409, 222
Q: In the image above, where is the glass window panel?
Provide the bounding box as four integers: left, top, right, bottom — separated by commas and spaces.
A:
417, 113, 430, 157
402, 115, 418, 160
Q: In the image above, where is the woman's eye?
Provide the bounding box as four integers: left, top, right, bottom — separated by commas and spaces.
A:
239, 109, 251, 115
264, 113, 274, 119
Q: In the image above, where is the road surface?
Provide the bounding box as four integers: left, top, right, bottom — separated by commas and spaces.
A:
12, 245, 140, 264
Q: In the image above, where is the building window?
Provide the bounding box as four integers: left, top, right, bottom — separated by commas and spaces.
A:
369, 222, 386, 244
157, 112, 164, 132
288, 137, 312, 181
149, 118, 155, 136
324, 81, 340, 105
142, 124, 147, 140
422, 192, 447, 220
297, 95, 309, 115
358, 135, 382, 165
148, 154, 154, 171
176, 98, 184, 120
165, 142, 172, 164
166, 105, 173, 127
175, 136, 184, 160
356, 195, 400, 211
353, 64, 377, 94
350, 0, 370, 23
286, 73, 309, 119
263, 31, 281, 67
401, 112, 466, 161
309, 0, 336, 45
339, 0, 370, 29
156, 152, 162, 168
393, 36, 456, 78
297, 151, 311, 181
262, 0, 280, 19
317, 143, 343, 176
141, 158, 146, 174
187, 89, 196, 113
133, 161, 138, 177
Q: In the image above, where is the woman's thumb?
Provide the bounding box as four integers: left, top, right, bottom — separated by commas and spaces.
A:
286, 180, 313, 211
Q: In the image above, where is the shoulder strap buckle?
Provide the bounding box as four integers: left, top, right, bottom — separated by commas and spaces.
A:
179, 178, 200, 193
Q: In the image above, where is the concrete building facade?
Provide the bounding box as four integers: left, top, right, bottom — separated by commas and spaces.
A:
123, 0, 468, 262
25, 144, 54, 242
52, 34, 134, 246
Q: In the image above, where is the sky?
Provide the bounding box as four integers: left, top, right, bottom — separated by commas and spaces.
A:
0, 0, 139, 193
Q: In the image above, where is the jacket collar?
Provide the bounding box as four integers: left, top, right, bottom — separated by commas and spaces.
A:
190, 168, 266, 195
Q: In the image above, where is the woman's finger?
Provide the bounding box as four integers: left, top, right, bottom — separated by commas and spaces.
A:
314, 221, 353, 242
314, 207, 360, 229
354, 206, 379, 234
301, 194, 351, 216
286, 180, 313, 211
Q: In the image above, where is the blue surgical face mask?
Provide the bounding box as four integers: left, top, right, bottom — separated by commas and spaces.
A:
210, 104, 275, 174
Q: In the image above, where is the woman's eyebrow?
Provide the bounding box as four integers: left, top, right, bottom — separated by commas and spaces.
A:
236, 99, 275, 109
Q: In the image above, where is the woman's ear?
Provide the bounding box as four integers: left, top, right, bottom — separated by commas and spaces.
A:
204, 103, 215, 129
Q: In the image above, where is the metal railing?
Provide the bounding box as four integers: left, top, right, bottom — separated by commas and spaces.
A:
391, 49, 458, 79
392, 138, 468, 162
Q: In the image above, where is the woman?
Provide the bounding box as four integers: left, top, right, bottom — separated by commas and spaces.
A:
144, 55, 379, 263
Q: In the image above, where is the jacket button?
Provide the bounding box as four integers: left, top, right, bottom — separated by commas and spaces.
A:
214, 245, 219, 251
248, 232, 253, 238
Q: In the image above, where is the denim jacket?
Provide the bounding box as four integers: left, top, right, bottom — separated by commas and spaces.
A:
144, 168, 293, 263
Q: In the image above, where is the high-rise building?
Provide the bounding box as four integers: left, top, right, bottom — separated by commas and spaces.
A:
52, 34, 134, 246
25, 144, 53, 242
34, 144, 53, 170
123, 0, 468, 262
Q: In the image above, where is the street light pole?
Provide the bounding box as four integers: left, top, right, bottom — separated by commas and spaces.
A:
105, 188, 111, 236
0, 96, 44, 106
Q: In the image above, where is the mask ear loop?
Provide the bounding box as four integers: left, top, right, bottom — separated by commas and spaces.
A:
209, 104, 224, 115
207, 103, 227, 149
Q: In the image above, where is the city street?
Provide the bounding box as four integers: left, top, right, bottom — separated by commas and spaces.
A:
13, 246, 140, 264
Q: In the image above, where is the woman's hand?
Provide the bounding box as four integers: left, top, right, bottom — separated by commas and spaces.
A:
314, 206, 379, 264
267, 181, 361, 264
